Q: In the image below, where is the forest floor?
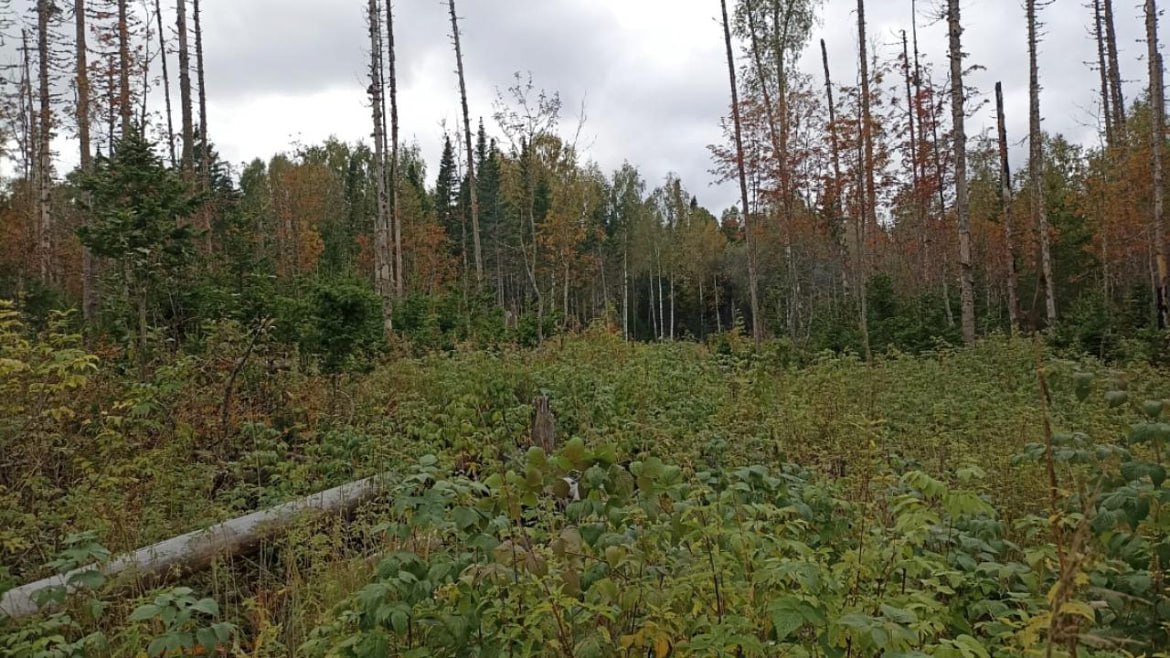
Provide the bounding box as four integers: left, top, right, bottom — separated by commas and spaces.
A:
4, 327, 1170, 656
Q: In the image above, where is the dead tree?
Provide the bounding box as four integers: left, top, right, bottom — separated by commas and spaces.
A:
1028, 0, 1058, 328
720, 0, 763, 346
386, 0, 403, 299
447, 0, 483, 285
153, 0, 176, 167
857, 0, 876, 359
194, 0, 209, 190
368, 0, 392, 334
36, 0, 54, 286
1104, 0, 1125, 134
77, 0, 98, 321
176, 0, 194, 178
117, 0, 130, 136
996, 82, 1022, 333
948, 0, 977, 344
1147, 0, 1168, 327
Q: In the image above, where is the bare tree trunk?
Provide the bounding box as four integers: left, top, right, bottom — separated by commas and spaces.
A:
622, 231, 630, 341
948, 0, 977, 344
1, 474, 392, 621
656, 249, 664, 339
745, 4, 797, 339
821, 38, 849, 307
19, 28, 32, 187
648, 271, 657, 340
1094, 0, 1115, 143
821, 40, 843, 220
368, 0, 392, 334
386, 0, 403, 299
714, 274, 722, 333
1104, 0, 1125, 134
669, 272, 675, 340
77, 0, 98, 322
1147, 0, 1168, 328
1028, 0, 1058, 328
996, 82, 1022, 334
154, 0, 176, 168
176, 0, 194, 178
856, 0, 875, 360
721, 0, 763, 346
117, 0, 130, 137
902, 30, 927, 284
447, 0, 483, 286
194, 0, 209, 189
36, 0, 53, 287
911, 0, 935, 291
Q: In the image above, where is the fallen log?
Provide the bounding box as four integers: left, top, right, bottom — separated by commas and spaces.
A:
1, 474, 388, 621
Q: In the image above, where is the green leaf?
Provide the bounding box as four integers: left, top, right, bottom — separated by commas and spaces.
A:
948, 635, 991, 658
391, 609, 410, 636
128, 603, 161, 623
189, 598, 219, 617
211, 622, 233, 643
1122, 461, 1167, 487
453, 506, 479, 532
1107, 390, 1130, 408
880, 604, 917, 625
769, 598, 808, 641
196, 627, 219, 654
67, 570, 106, 591
146, 637, 168, 657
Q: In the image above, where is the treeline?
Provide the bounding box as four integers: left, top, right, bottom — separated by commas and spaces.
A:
1, 0, 1169, 365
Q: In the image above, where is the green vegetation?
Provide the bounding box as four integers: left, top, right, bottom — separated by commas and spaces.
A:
3, 303, 1170, 656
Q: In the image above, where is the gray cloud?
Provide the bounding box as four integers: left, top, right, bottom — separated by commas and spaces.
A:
10, 0, 1170, 214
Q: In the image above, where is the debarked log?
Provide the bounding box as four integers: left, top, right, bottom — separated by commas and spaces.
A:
1, 474, 389, 620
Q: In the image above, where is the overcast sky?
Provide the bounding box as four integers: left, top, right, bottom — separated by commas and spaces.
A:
20, 0, 1170, 211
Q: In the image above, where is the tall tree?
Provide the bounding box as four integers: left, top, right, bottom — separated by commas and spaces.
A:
948, 0, 976, 344
78, 0, 98, 320
1094, 0, 1114, 143
36, 0, 54, 286
1147, 0, 1168, 327
857, 0, 876, 358
385, 0, 403, 299
1029, 0, 1058, 328
447, 0, 483, 285
821, 38, 851, 309
902, 29, 925, 281
821, 39, 843, 220
154, 0, 176, 167
996, 82, 1021, 333
367, 0, 392, 332
1103, 0, 1125, 134
117, 0, 131, 136
176, 0, 194, 177
721, 0, 762, 346
193, 0, 209, 190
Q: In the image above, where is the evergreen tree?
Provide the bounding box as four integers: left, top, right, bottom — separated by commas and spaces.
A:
435, 135, 461, 258
77, 128, 200, 362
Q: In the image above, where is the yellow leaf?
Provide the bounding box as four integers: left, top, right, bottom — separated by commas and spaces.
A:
1059, 600, 1097, 622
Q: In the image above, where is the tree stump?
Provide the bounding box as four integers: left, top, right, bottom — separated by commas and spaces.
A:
530, 395, 556, 453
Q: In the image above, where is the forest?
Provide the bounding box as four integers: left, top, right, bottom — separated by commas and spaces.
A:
4, 0, 1170, 655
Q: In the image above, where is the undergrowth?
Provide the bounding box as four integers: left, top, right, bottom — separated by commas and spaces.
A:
3, 306, 1170, 655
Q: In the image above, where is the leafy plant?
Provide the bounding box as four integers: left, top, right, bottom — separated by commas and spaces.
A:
126, 587, 235, 657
